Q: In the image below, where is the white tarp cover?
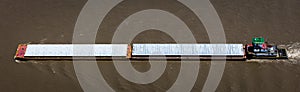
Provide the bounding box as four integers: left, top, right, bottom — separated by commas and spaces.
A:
24, 44, 128, 56
132, 44, 244, 56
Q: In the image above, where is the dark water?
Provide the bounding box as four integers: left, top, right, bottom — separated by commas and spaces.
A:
1, 0, 300, 92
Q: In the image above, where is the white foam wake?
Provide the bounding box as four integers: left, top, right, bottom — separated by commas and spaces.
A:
279, 42, 300, 61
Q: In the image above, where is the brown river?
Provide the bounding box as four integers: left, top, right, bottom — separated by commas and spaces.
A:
1, 0, 300, 92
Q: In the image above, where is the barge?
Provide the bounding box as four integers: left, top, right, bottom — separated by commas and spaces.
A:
14, 37, 288, 61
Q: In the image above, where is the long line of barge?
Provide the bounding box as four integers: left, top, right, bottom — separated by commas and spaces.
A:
14, 37, 288, 61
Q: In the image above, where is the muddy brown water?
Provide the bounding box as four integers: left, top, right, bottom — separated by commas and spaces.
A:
1, 0, 300, 92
